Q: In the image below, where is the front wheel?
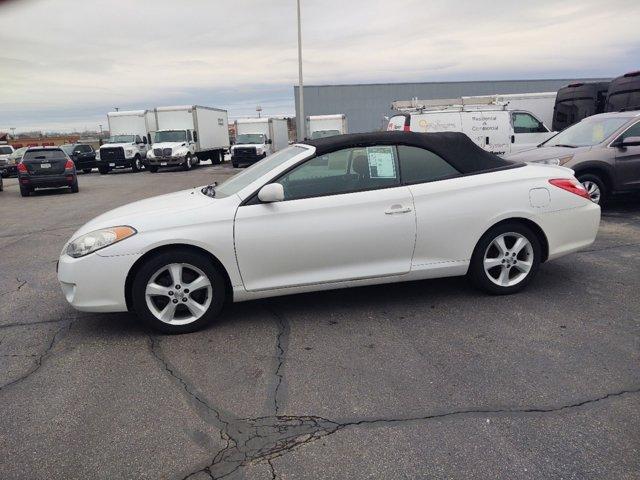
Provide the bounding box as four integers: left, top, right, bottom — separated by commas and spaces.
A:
131, 249, 227, 334
132, 156, 142, 172
577, 173, 606, 205
183, 155, 193, 171
468, 222, 541, 295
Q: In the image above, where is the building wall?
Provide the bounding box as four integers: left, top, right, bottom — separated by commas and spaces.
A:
294, 78, 610, 136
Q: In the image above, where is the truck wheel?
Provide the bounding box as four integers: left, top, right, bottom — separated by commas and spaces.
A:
99, 167, 109, 175
577, 173, 606, 205
212, 151, 222, 165
148, 165, 159, 173
232, 161, 239, 168
183, 155, 193, 171
132, 156, 142, 172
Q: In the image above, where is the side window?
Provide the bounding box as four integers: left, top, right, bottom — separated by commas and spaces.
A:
135, 135, 142, 144
398, 146, 460, 184
513, 112, 547, 133
278, 146, 400, 201
616, 121, 640, 142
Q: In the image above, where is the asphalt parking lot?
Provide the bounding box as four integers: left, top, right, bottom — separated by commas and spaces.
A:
1, 164, 639, 480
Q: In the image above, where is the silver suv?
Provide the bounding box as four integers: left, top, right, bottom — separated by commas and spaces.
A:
505, 111, 640, 204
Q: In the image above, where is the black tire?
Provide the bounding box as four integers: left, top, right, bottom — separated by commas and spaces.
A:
20, 185, 30, 197
468, 222, 541, 295
131, 248, 227, 334
70, 179, 79, 193
183, 155, 193, 171
232, 161, 239, 168
131, 155, 142, 172
148, 165, 159, 173
576, 173, 606, 205
99, 167, 110, 175
212, 151, 222, 165
82, 168, 92, 174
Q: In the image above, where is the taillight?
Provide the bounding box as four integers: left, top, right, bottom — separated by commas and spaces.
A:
17, 162, 27, 173
549, 178, 591, 200
403, 124, 411, 132
65, 159, 74, 170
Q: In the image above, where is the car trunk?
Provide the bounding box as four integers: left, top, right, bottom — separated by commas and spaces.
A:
22, 153, 67, 175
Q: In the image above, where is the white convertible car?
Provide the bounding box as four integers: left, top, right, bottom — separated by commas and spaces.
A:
58, 132, 600, 333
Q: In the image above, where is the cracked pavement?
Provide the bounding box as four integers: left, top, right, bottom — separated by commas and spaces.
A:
1, 167, 639, 479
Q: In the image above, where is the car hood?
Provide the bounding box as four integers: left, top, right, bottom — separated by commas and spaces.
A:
71, 187, 217, 238
504, 145, 591, 162
100, 142, 136, 149
151, 142, 188, 150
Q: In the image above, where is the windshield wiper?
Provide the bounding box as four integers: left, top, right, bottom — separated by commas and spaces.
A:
201, 182, 217, 197
552, 144, 578, 148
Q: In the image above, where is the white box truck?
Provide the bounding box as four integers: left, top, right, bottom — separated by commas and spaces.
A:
388, 97, 556, 155
146, 105, 230, 172
97, 110, 157, 174
306, 114, 348, 139
230, 118, 289, 168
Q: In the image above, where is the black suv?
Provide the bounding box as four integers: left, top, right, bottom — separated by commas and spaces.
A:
17, 147, 79, 197
61, 144, 97, 173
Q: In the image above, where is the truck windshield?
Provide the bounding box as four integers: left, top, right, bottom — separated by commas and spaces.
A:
107, 135, 135, 143
310, 130, 340, 139
155, 130, 187, 143
213, 146, 308, 198
60, 145, 75, 155
236, 133, 265, 144
0, 146, 13, 154
542, 116, 631, 147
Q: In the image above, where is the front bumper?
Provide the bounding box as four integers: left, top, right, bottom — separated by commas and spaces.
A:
57, 251, 141, 312
97, 158, 134, 169
146, 156, 187, 166
231, 153, 266, 165
19, 173, 75, 189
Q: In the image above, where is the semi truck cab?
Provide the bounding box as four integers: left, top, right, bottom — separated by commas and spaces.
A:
146, 129, 200, 171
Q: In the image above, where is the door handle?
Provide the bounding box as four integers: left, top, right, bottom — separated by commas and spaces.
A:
385, 205, 412, 215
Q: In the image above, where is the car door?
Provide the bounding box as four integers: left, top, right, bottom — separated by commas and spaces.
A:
612, 120, 640, 190
234, 145, 417, 291
511, 111, 554, 153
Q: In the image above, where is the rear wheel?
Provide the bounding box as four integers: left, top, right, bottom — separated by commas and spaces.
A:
99, 166, 109, 175
20, 185, 30, 197
131, 249, 227, 334
212, 151, 222, 165
70, 178, 79, 193
469, 222, 541, 295
577, 173, 606, 205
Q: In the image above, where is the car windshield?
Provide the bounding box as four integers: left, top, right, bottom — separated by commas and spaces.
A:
310, 129, 340, 139
154, 130, 186, 143
236, 133, 265, 144
107, 135, 135, 143
0, 146, 13, 154
543, 116, 631, 147
213, 146, 308, 198
60, 145, 75, 154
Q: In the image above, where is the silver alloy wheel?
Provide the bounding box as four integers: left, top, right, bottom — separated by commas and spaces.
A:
581, 180, 601, 204
186, 156, 192, 169
483, 232, 534, 287
135, 158, 142, 170
145, 262, 213, 325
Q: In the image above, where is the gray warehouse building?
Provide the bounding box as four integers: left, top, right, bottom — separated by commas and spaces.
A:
294, 78, 609, 136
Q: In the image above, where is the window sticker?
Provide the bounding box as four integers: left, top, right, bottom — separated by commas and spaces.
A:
366, 146, 396, 178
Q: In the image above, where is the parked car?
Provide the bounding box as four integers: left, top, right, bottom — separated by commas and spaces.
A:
58, 131, 599, 334
18, 147, 79, 197
1, 146, 27, 177
60, 144, 97, 173
0, 145, 15, 177
505, 111, 640, 204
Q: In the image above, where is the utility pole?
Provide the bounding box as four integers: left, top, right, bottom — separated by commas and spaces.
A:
297, 0, 304, 141
256, 105, 262, 118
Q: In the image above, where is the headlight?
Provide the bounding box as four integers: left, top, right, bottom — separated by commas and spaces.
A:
537, 158, 561, 165
66, 226, 137, 258
558, 155, 573, 165
255, 147, 264, 155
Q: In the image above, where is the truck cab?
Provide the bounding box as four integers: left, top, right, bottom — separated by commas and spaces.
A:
97, 134, 149, 174
146, 129, 200, 172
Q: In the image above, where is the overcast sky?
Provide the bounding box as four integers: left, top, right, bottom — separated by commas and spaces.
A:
1, 0, 639, 133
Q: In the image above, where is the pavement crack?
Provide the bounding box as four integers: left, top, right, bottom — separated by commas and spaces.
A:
266, 304, 291, 416
0, 315, 92, 330
0, 278, 27, 298
578, 241, 640, 254
0, 321, 73, 392
267, 458, 277, 479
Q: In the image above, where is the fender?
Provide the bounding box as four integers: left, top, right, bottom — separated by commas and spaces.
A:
571, 160, 616, 189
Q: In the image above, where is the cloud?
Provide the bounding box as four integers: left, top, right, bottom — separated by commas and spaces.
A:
0, 0, 638, 132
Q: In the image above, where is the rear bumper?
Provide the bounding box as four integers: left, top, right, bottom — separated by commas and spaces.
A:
57, 251, 141, 312
541, 202, 601, 260
19, 173, 75, 188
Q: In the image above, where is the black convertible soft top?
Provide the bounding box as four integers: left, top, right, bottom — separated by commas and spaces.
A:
301, 131, 521, 175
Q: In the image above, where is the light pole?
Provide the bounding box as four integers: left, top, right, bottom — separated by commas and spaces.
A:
99, 124, 103, 138
296, 0, 304, 141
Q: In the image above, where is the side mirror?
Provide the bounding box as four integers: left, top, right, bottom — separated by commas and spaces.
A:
258, 183, 284, 203
266, 139, 273, 145
618, 136, 640, 148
